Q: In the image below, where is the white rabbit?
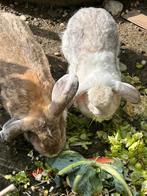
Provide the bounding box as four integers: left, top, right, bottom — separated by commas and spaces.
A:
62, 8, 140, 122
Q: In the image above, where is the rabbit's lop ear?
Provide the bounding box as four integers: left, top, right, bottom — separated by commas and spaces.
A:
0, 118, 24, 142
50, 74, 79, 116
0, 117, 36, 142
114, 81, 140, 104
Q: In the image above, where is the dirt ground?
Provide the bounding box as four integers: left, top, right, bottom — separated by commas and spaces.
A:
0, 0, 147, 193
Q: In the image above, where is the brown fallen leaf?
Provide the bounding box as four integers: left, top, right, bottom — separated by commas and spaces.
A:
122, 10, 147, 30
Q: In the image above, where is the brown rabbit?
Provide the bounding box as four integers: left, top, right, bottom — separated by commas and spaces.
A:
0, 12, 78, 157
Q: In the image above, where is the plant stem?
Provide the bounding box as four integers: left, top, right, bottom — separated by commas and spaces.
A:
58, 160, 133, 196
73, 174, 83, 193
58, 160, 88, 175
95, 163, 133, 196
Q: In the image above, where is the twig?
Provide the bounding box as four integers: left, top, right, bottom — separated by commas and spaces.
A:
0, 184, 17, 196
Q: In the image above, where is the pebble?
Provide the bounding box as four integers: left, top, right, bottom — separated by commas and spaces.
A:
49, 186, 54, 192
141, 60, 146, 66
104, 0, 123, 16
20, 15, 27, 21
54, 52, 60, 56
31, 186, 35, 192
60, 23, 64, 27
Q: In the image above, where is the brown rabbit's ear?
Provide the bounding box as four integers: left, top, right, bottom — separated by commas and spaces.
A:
50, 74, 79, 116
0, 117, 36, 142
0, 118, 24, 142
113, 81, 140, 104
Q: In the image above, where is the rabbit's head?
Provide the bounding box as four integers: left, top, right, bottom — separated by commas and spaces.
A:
24, 113, 66, 157
75, 80, 140, 122
28, 74, 79, 157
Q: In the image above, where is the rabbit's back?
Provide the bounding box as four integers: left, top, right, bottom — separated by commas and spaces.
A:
0, 13, 54, 118
62, 8, 119, 64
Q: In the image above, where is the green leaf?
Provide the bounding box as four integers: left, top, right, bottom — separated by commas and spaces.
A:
5, 171, 30, 188
68, 165, 103, 195
57, 158, 132, 196
98, 163, 132, 196
46, 150, 85, 171
141, 180, 147, 195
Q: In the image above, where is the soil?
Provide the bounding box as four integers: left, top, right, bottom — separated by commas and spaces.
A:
0, 0, 146, 194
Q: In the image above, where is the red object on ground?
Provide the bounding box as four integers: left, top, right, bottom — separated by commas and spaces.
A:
31, 167, 44, 177
88, 157, 114, 163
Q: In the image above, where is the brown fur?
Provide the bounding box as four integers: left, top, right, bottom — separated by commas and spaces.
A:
0, 13, 78, 157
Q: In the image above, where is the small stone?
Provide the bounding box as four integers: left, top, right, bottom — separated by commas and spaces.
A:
12, 170, 16, 175
49, 186, 54, 192
31, 186, 35, 192
141, 60, 146, 66
54, 52, 60, 56
104, 0, 123, 16
33, 18, 37, 22
10, 4, 14, 8
20, 15, 27, 21
60, 23, 64, 27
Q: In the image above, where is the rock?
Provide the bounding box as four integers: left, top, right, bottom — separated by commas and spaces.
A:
141, 60, 146, 66
54, 52, 61, 56
20, 15, 27, 21
33, 18, 37, 22
104, 0, 123, 16
60, 23, 64, 28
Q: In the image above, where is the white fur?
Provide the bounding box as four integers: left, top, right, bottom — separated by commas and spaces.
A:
71, 51, 121, 94
62, 8, 140, 121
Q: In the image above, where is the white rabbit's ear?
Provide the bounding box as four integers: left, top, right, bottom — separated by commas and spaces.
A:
113, 81, 140, 104
50, 74, 79, 116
